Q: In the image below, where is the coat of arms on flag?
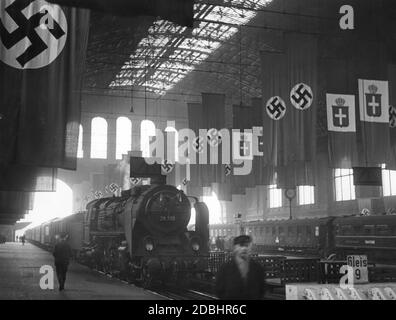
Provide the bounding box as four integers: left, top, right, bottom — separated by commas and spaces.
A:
233, 130, 253, 161
358, 79, 389, 123
326, 94, 356, 132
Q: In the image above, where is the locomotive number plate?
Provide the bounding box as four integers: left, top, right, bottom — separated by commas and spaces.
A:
160, 215, 176, 222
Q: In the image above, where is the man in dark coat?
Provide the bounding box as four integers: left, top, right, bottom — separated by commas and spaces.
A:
53, 234, 73, 291
215, 235, 266, 300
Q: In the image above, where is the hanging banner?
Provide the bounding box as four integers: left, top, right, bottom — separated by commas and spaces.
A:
359, 79, 389, 123
326, 94, 356, 132
0, 0, 90, 170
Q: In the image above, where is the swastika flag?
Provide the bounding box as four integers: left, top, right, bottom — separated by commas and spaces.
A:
326, 94, 356, 132
0, 0, 90, 170
358, 79, 389, 123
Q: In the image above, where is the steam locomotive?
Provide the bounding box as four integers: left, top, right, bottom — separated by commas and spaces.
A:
26, 183, 210, 287
210, 214, 396, 264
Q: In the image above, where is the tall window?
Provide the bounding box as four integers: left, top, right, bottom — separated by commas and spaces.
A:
203, 192, 222, 224
298, 186, 315, 205
141, 120, 156, 157
91, 117, 108, 159
165, 126, 179, 161
116, 117, 132, 160
334, 169, 355, 201
77, 124, 83, 158
269, 185, 282, 208
382, 164, 396, 196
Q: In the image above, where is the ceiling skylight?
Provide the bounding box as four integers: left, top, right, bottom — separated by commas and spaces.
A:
110, 0, 273, 95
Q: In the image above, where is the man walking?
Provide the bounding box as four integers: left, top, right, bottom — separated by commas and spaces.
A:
53, 233, 72, 291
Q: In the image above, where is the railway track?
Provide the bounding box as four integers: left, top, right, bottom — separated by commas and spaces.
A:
149, 288, 218, 300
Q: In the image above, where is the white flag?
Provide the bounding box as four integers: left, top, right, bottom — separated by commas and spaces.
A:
358, 79, 389, 123
326, 94, 356, 132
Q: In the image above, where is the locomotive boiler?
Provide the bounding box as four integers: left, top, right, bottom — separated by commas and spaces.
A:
83, 183, 210, 286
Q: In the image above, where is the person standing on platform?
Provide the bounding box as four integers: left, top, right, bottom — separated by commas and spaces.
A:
53, 234, 72, 291
215, 235, 267, 300
16, 235, 19, 243
21, 235, 25, 246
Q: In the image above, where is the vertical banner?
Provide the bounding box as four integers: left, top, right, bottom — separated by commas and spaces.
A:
326, 94, 358, 168
232, 104, 256, 194
261, 50, 288, 186
277, 32, 318, 189
358, 79, 390, 166
201, 93, 231, 201
387, 64, 396, 169
0, 1, 90, 170
251, 97, 274, 186
201, 93, 227, 185
187, 103, 204, 198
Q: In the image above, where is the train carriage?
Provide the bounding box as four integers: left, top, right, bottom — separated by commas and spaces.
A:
333, 215, 396, 263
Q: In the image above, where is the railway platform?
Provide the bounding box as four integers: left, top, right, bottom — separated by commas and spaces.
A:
0, 242, 165, 300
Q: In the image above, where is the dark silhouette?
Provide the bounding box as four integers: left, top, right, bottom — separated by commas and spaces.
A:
215, 235, 267, 300
21, 235, 25, 245
53, 234, 72, 291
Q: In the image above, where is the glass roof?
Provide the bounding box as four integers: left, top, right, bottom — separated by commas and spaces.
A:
110, 0, 273, 95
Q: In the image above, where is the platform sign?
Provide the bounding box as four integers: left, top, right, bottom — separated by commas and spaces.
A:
347, 255, 369, 284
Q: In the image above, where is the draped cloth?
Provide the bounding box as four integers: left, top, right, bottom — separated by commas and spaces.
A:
322, 58, 359, 168
0, 4, 90, 170
0, 191, 34, 212
388, 64, 396, 169
0, 165, 57, 192
201, 93, 227, 185
201, 93, 231, 201
252, 97, 275, 186
187, 103, 204, 198
354, 41, 390, 167
232, 103, 257, 194
261, 32, 318, 189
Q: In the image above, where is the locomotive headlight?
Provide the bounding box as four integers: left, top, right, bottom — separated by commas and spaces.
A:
144, 237, 154, 252
192, 243, 200, 251
146, 243, 154, 252
191, 237, 201, 252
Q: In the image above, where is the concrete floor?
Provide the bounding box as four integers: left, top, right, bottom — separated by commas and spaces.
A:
0, 242, 165, 300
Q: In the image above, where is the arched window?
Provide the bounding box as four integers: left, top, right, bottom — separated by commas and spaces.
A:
203, 192, 222, 224
77, 124, 84, 158
116, 117, 132, 160
91, 117, 108, 159
141, 120, 156, 157
165, 126, 179, 161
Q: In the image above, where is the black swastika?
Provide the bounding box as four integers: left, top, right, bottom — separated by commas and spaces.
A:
390, 106, 396, 128
0, 0, 66, 67
291, 84, 313, 109
162, 160, 174, 173
267, 97, 286, 120
224, 164, 232, 176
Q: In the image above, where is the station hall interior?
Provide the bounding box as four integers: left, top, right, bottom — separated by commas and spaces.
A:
1, 0, 396, 301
